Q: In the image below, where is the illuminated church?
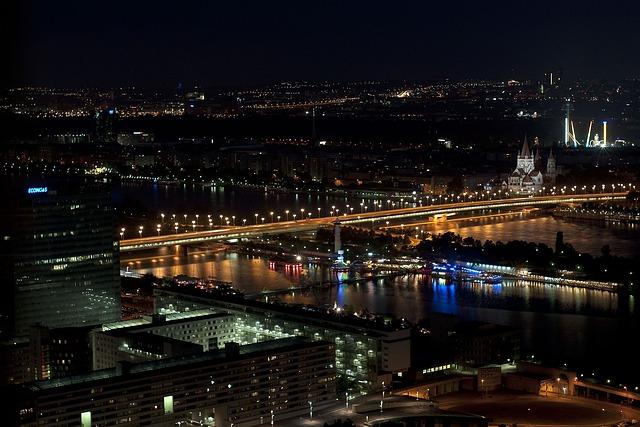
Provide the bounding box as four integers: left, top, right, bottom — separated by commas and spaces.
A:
505, 137, 556, 194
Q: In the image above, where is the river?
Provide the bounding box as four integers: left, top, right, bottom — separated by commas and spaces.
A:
120, 182, 640, 386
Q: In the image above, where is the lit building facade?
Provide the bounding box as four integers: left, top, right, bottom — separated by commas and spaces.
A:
92, 310, 235, 369
10, 337, 336, 427
505, 137, 558, 194
154, 288, 411, 394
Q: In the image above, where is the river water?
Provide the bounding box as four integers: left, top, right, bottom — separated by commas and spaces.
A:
120, 182, 640, 386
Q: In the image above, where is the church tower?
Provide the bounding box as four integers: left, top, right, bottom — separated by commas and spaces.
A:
516, 136, 534, 174
546, 149, 557, 184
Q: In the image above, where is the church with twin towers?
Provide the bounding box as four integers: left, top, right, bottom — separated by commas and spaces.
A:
505, 136, 557, 194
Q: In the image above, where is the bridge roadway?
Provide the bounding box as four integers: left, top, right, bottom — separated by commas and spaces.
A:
120, 192, 626, 252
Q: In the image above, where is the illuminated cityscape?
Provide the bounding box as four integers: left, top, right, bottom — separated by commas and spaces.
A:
2, 2, 640, 426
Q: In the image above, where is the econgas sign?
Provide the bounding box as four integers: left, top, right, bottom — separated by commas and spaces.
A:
27, 187, 48, 194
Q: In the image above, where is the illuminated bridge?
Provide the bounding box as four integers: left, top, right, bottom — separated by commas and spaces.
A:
119, 192, 626, 252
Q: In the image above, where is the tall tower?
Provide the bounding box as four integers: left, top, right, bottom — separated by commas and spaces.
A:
334, 219, 341, 254
95, 107, 118, 144
563, 101, 573, 146
310, 107, 318, 147
0, 177, 121, 338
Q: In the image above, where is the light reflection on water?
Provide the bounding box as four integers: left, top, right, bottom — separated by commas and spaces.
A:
129, 206, 640, 384
426, 214, 640, 257
132, 250, 639, 383
132, 250, 632, 323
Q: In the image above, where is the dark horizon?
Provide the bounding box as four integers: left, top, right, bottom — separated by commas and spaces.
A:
4, 0, 640, 89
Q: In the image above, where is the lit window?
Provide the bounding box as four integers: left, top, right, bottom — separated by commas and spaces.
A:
81, 411, 91, 427
163, 396, 173, 414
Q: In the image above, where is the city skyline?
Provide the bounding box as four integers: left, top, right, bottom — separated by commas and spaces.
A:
3, 3, 640, 426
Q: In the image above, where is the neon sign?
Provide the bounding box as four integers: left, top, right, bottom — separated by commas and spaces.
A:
27, 187, 48, 194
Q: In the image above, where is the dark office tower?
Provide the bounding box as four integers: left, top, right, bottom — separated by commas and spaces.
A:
0, 178, 121, 338
95, 107, 118, 144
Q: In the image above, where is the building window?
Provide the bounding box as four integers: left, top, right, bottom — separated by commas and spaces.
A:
164, 395, 173, 414
81, 411, 91, 427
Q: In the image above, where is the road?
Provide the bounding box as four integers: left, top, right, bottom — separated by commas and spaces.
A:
437, 390, 640, 426
120, 192, 627, 252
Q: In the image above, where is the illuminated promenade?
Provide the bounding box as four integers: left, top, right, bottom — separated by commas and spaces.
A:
120, 192, 626, 252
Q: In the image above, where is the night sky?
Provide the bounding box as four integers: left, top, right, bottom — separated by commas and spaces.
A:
4, 0, 640, 88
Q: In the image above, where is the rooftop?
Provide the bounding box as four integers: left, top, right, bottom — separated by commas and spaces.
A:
100, 308, 228, 333
155, 286, 411, 337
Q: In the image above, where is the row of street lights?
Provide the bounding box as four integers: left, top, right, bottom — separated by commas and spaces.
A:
121, 183, 635, 238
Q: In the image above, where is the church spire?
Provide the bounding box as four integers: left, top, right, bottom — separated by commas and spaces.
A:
520, 135, 531, 158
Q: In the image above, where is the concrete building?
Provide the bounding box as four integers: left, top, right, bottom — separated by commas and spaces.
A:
91, 309, 235, 369
154, 288, 412, 394
451, 321, 520, 368
9, 337, 336, 427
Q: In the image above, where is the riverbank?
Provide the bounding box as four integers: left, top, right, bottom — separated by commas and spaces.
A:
553, 207, 640, 224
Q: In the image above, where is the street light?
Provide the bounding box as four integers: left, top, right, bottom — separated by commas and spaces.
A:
254, 213, 259, 224
308, 401, 313, 419
138, 226, 143, 238
285, 210, 289, 221
156, 224, 161, 236
120, 227, 125, 239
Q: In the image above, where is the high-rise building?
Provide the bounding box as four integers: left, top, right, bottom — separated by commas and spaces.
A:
0, 177, 121, 338
95, 107, 118, 144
